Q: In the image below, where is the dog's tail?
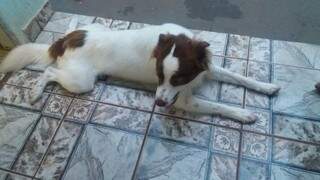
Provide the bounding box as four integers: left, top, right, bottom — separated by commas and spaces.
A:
0, 43, 54, 73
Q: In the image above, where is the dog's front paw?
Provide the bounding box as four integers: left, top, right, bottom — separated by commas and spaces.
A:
241, 113, 258, 124
29, 88, 42, 105
265, 84, 281, 95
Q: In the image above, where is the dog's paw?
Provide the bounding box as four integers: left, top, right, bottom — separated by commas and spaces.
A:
265, 84, 281, 95
241, 113, 258, 124
28, 89, 42, 105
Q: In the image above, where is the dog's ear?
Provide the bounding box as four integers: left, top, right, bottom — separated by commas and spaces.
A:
158, 34, 175, 44
195, 40, 210, 69
198, 41, 210, 49
153, 34, 175, 60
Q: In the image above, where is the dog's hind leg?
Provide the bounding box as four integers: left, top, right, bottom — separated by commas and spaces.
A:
29, 66, 96, 104
174, 95, 258, 123
207, 65, 280, 95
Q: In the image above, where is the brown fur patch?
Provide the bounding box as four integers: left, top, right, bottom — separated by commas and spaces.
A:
48, 30, 87, 60
152, 33, 210, 86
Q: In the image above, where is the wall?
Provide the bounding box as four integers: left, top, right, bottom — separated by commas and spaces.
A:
0, 0, 48, 44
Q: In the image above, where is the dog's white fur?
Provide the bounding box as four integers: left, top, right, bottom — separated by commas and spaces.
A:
0, 23, 280, 123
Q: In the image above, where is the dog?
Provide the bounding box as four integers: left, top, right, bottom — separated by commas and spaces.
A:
0, 23, 280, 123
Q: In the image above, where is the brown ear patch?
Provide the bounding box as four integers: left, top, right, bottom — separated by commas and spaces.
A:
48, 30, 87, 60
170, 34, 210, 86
152, 34, 175, 85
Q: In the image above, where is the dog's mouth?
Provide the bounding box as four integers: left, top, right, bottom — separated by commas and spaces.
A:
166, 92, 179, 109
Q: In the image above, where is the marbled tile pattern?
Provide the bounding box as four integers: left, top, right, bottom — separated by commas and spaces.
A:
193, 30, 228, 56
273, 114, 320, 143
63, 125, 143, 180
149, 114, 210, 147
44, 12, 95, 33
0, 85, 48, 110
220, 58, 247, 105
272, 138, 320, 171
13, 117, 60, 176
245, 61, 270, 109
91, 103, 150, 133
242, 132, 270, 161
43, 95, 73, 118
271, 165, 320, 180
1, 11, 320, 180
6, 70, 42, 88
129, 22, 150, 29
243, 109, 271, 134
273, 41, 320, 69
66, 99, 96, 123
226, 34, 250, 59
208, 153, 237, 180
0, 170, 32, 180
249, 38, 270, 62
135, 138, 207, 180
239, 159, 269, 180
0, 105, 39, 168
110, 20, 130, 30
100, 85, 154, 111
273, 65, 320, 119
36, 121, 82, 180
212, 127, 240, 155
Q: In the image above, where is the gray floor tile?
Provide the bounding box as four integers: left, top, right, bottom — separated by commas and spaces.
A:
249, 37, 271, 62
63, 125, 143, 180
208, 153, 237, 180
129, 22, 150, 30
135, 138, 207, 180
35, 30, 64, 44
220, 58, 247, 105
272, 138, 320, 171
0, 105, 39, 168
43, 94, 73, 118
239, 159, 269, 180
65, 99, 96, 123
110, 20, 130, 30
0, 85, 48, 111
226, 34, 250, 59
93, 17, 113, 28
242, 132, 271, 161
273, 114, 320, 144
212, 126, 240, 155
243, 108, 271, 134
6, 70, 42, 88
36, 121, 82, 180
12, 117, 60, 176
149, 114, 211, 147
271, 164, 320, 180
91, 103, 150, 133
44, 12, 95, 33
100, 85, 155, 111
193, 77, 220, 102
0, 170, 32, 180
193, 30, 228, 56
273, 41, 320, 69
245, 61, 270, 109
273, 65, 320, 120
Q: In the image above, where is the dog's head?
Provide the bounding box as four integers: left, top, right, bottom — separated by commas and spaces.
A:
152, 33, 210, 107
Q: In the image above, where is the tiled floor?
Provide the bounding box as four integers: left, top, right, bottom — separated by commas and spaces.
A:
0, 12, 320, 180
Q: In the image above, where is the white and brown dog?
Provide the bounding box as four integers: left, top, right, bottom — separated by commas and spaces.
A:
0, 23, 280, 123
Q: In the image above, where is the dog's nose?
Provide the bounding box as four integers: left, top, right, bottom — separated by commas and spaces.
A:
155, 99, 167, 107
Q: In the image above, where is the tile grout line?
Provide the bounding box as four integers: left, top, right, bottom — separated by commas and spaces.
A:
131, 103, 156, 180
2, 80, 320, 146
0, 167, 39, 180
32, 96, 76, 178
235, 36, 251, 180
